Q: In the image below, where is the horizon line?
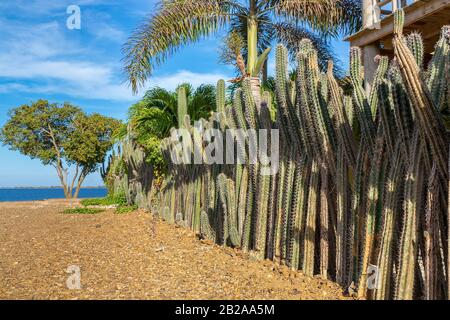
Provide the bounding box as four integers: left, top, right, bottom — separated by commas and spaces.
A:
0, 186, 106, 189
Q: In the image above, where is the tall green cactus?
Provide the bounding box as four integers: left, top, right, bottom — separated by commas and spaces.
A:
396, 133, 423, 300
217, 173, 240, 247
154, 21, 450, 300
177, 86, 188, 128
216, 79, 226, 114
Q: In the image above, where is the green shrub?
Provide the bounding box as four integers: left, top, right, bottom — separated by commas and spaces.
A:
115, 205, 138, 214
63, 208, 104, 214
108, 192, 127, 205
80, 198, 106, 206
81, 192, 127, 207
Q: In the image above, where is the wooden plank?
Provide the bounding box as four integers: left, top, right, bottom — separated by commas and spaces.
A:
347, 0, 450, 47
393, 0, 398, 11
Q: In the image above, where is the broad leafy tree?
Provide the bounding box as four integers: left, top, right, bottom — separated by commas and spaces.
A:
0, 100, 122, 198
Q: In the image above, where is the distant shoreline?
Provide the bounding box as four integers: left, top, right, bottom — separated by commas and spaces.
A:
0, 186, 106, 190
0, 187, 108, 202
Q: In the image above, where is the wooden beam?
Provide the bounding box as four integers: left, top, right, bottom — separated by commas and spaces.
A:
346, 0, 450, 47
378, 0, 393, 7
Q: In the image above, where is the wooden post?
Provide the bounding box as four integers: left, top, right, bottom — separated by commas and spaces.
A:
363, 0, 374, 29
393, 0, 398, 11
361, 1, 381, 92
364, 0, 382, 29
363, 42, 380, 93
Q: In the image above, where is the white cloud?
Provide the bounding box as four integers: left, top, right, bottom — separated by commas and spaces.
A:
0, 0, 112, 15
0, 4, 231, 103
147, 70, 229, 91
0, 14, 132, 101
0, 57, 111, 82
88, 21, 126, 43
0, 83, 29, 94
0, 19, 82, 58
1, 69, 230, 101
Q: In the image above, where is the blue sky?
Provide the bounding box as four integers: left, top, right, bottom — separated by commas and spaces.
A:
0, 0, 350, 187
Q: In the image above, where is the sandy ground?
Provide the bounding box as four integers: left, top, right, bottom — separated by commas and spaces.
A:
0, 199, 348, 300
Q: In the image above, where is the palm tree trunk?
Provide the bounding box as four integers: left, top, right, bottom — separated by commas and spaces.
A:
249, 76, 262, 112
247, 18, 258, 75
247, 0, 258, 75
247, 1, 261, 110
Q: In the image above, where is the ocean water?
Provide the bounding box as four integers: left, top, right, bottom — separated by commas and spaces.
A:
0, 188, 108, 202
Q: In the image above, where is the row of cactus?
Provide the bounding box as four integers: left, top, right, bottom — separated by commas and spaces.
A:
101, 145, 127, 197
155, 10, 450, 300
102, 126, 154, 208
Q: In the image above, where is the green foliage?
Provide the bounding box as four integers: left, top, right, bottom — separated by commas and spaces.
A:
251, 47, 271, 77
65, 113, 121, 169
63, 208, 104, 214
127, 83, 216, 177
1, 100, 80, 165
0, 100, 121, 199
80, 198, 107, 206
80, 192, 127, 207
80, 192, 135, 214
115, 204, 138, 214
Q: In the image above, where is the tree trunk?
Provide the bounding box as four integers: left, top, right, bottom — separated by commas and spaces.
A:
54, 164, 71, 199
247, 0, 258, 76
249, 76, 262, 113
247, 1, 261, 112
73, 171, 88, 199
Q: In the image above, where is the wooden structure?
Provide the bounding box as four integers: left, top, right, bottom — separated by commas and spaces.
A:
346, 0, 450, 91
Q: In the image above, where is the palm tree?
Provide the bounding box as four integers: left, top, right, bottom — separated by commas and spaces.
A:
127, 83, 216, 176
129, 83, 216, 141
123, 0, 362, 93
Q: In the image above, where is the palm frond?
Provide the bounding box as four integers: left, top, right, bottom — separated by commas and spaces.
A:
135, 107, 175, 139
142, 87, 178, 117
123, 0, 232, 93
130, 87, 178, 134
176, 83, 194, 99
189, 84, 216, 120
336, 0, 363, 35
272, 0, 361, 35
273, 22, 343, 76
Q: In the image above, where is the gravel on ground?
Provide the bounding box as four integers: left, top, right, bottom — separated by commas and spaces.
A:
0, 199, 349, 300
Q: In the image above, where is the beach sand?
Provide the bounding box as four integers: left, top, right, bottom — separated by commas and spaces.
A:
0, 199, 348, 300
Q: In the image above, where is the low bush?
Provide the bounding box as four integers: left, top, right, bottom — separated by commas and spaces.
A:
63, 208, 104, 214
80, 192, 137, 214
80, 192, 127, 207
80, 198, 107, 206
115, 205, 138, 214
